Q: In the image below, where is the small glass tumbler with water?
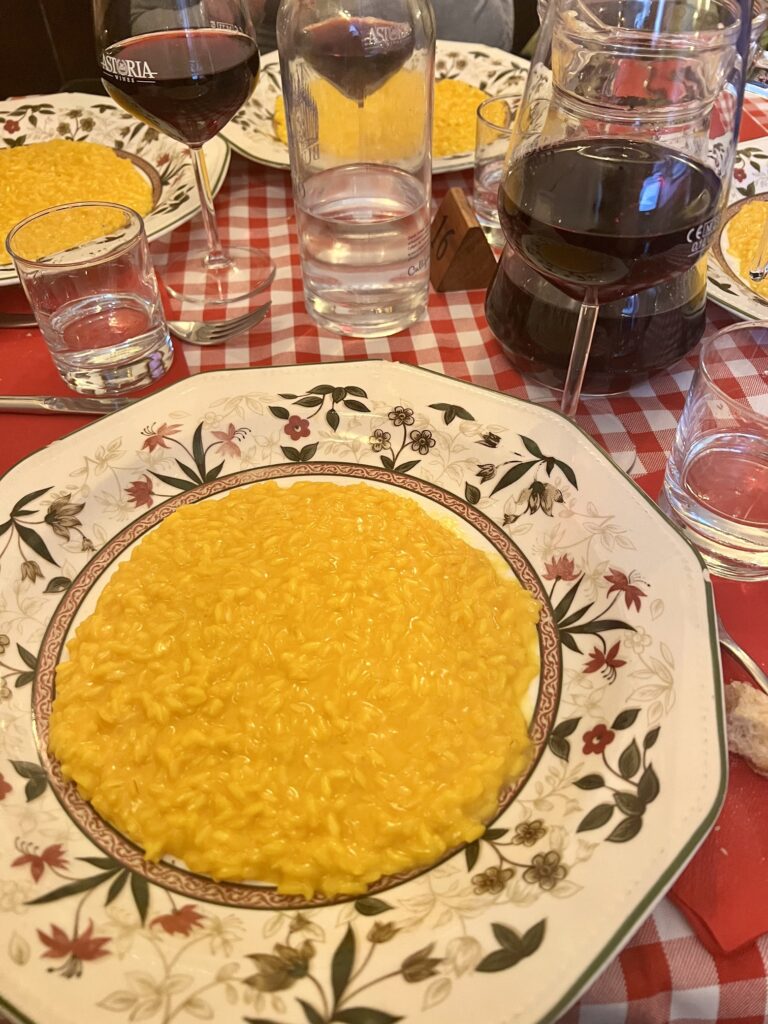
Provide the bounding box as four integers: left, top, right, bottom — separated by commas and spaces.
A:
661, 321, 768, 581
7, 202, 173, 395
473, 94, 519, 249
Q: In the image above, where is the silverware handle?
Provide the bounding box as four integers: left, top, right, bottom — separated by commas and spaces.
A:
0, 397, 57, 413
719, 635, 768, 697
0, 313, 37, 329
0, 396, 133, 415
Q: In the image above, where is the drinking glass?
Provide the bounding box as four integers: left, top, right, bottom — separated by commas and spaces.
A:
661, 320, 768, 581
7, 202, 173, 395
276, 0, 435, 337
473, 94, 520, 249
93, 0, 275, 305
498, 0, 744, 418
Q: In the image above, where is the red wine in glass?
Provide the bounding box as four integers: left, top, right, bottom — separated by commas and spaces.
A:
101, 29, 260, 146
298, 16, 414, 102
93, 0, 275, 305
499, 137, 722, 304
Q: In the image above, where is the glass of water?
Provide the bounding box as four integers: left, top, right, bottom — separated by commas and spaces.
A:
276, 0, 436, 338
661, 320, 768, 581
7, 202, 173, 395
473, 94, 520, 249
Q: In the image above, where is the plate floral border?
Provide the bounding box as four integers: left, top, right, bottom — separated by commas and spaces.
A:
0, 362, 724, 1024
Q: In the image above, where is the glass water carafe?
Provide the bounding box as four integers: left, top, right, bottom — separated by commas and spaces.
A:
277, 0, 436, 338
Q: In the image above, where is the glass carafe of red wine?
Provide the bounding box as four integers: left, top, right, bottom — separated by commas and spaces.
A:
491, 0, 743, 416
93, 0, 275, 305
486, 250, 709, 395
277, 0, 435, 337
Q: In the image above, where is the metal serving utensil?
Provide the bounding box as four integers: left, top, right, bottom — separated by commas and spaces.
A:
718, 614, 768, 696
748, 214, 768, 281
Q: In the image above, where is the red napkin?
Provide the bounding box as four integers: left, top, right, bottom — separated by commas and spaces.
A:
0, 285, 190, 478
636, 474, 768, 956
670, 746, 768, 955
668, 602, 768, 956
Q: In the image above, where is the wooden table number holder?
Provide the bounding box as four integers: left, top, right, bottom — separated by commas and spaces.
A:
429, 187, 498, 292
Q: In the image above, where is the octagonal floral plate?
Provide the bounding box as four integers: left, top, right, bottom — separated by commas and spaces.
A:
221, 42, 530, 174
0, 361, 724, 1024
0, 92, 230, 288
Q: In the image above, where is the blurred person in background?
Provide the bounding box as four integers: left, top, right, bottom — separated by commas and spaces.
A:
434, 0, 516, 50
122, 0, 267, 35
257, 0, 519, 53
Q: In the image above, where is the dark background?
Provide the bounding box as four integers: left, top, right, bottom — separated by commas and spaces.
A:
0, 0, 540, 100
1, 0, 100, 98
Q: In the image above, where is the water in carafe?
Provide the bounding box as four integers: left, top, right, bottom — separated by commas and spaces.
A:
278, 0, 435, 338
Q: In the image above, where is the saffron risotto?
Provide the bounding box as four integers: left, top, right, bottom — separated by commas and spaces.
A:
50, 481, 540, 898
726, 199, 768, 299
0, 139, 153, 264
272, 77, 488, 160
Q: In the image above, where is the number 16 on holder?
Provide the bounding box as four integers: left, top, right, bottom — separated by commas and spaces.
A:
429, 188, 497, 292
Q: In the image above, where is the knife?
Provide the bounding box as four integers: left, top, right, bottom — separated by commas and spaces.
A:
0, 312, 37, 328
0, 395, 136, 415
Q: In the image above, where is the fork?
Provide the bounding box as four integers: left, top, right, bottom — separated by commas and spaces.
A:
168, 302, 271, 345
717, 614, 768, 696
0, 302, 271, 345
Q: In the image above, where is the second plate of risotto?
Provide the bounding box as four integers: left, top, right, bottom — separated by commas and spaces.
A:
709, 134, 768, 319
0, 92, 230, 286
221, 41, 530, 173
0, 362, 723, 1024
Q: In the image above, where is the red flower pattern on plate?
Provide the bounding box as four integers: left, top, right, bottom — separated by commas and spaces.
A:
141, 422, 182, 453
582, 723, 615, 755
284, 415, 310, 441
126, 474, 155, 509
12, 843, 68, 882
604, 568, 647, 612
0, 773, 11, 800
37, 920, 110, 976
151, 904, 205, 936
4, 119, 20, 134
211, 423, 244, 458
544, 554, 578, 582
584, 641, 626, 683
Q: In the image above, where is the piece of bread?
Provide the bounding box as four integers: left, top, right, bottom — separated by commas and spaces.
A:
725, 681, 768, 778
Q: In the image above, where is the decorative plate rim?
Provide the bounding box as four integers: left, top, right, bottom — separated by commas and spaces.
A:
220, 42, 530, 174
0, 91, 231, 288
0, 361, 725, 1024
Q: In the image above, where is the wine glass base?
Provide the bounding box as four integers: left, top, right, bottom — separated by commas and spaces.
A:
161, 247, 275, 306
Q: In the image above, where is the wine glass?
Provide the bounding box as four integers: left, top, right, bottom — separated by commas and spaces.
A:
93, 0, 275, 305
499, 0, 744, 418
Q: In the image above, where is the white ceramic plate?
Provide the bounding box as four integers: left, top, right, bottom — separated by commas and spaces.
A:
221, 42, 530, 173
0, 92, 230, 287
0, 362, 723, 1024
709, 134, 768, 318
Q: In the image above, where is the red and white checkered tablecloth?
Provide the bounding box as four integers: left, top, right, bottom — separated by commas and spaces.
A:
151, 94, 768, 488
145, 96, 768, 1024
560, 901, 768, 1024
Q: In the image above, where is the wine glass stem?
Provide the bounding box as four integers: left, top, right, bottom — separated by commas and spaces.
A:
561, 291, 599, 418
189, 144, 230, 270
